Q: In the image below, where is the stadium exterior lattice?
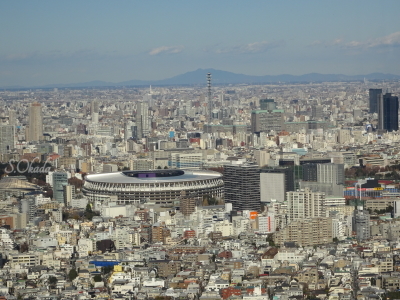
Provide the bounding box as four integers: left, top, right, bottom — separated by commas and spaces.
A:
83, 169, 224, 205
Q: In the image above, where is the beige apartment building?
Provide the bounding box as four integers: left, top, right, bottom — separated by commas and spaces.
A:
274, 217, 333, 247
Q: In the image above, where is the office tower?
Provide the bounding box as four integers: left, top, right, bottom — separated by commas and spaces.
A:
260, 167, 294, 203
224, 163, 261, 211
317, 163, 345, 185
63, 185, 76, 206
311, 105, 324, 119
287, 187, 325, 222
53, 172, 69, 203
353, 210, 370, 241
27, 102, 43, 142
302, 163, 318, 181
378, 93, 399, 132
0, 125, 15, 154
369, 88, 382, 114
259, 99, 276, 110
8, 110, 16, 126
251, 109, 284, 133
91, 100, 99, 123
136, 101, 149, 139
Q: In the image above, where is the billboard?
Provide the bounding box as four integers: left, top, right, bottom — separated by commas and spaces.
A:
249, 211, 258, 220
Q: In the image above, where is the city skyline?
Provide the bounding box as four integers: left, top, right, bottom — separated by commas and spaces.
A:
1, 1, 400, 86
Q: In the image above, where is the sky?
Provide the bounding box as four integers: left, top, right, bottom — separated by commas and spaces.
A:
1, 0, 400, 87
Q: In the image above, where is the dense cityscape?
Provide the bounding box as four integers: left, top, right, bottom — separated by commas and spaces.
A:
0, 79, 399, 299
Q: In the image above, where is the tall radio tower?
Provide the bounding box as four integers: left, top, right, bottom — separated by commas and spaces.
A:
207, 72, 212, 123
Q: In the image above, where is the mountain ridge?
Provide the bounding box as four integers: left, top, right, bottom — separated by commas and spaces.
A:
2, 68, 400, 89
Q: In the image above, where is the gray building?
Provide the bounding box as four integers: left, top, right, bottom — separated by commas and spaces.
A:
136, 101, 150, 139
0, 125, 15, 154
251, 109, 284, 133
224, 163, 260, 211
317, 163, 344, 185
260, 167, 294, 203
353, 210, 371, 241
259, 99, 276, 110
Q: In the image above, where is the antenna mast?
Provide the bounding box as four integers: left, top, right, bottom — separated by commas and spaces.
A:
207, 72, 212, 123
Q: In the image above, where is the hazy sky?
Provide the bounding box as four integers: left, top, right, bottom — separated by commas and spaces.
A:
1, 0, 400, 86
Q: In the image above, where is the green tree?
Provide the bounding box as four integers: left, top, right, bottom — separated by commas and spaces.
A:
68, 269, 78, 281
48, 276, 58, 288
93, 274, 102, 282
85, 204, 93, 214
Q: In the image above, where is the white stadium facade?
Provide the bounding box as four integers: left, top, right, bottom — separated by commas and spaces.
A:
83, 169, 224, 205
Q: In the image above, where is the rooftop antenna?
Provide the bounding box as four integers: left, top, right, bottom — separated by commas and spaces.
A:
207, 73, 212, 123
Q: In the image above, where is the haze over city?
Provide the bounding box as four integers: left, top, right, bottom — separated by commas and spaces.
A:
2, 1, 400, 299
1, 0, 400, 87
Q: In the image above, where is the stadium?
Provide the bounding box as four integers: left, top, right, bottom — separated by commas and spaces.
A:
83, 169, 224, 205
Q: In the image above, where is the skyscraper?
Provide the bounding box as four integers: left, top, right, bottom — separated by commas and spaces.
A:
224, 163, 260, 211
369, 88, 382, 114
353, 210, 370, 241
378, 93, 399, 132
53, 172, 69, 203
91, 100, 99, 123
136, 101, 149, 139
27, 102, 43, 142
0, 125, 15, 154
317, 163, 345, 185
8, 109, 16, 126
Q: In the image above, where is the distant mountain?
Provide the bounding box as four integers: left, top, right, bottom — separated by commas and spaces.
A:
3, 69, 400, 89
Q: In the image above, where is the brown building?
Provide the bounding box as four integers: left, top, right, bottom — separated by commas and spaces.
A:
0, 215, 14, 229
184, 230, 196, 239
148, 260, 181, 278
151, 225, 170, 243
180, 197, 196, 216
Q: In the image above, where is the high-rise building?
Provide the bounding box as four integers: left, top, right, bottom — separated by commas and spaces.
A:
63, 185, 76, 206
0, 125, 15, 154
317, 163, 345, 185
369, 88, 382, 114
287, 187, 325, 222
259, 99, 276, 110
311, 105, 324, 120
53, 172, 69, 203
353, 210, 370, 241
136, 101, 150, 139
8, 109, 16, 126
180, 197, 197, 216
27, 102, 43, 142
224, 163, 260, 211
91, 100, 99, 123
260, 167, 294, 203
302, 163, 318, 181
251, 109, 284, 133
378, 93, 399, 132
